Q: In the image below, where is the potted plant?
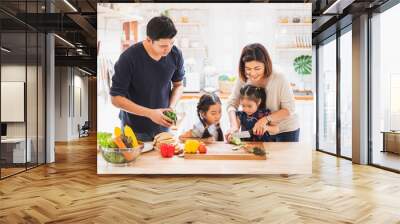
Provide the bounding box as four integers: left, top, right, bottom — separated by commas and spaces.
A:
293, 55, 312, 91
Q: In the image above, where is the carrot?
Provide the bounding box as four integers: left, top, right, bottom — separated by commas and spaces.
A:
114, 136, 126, 149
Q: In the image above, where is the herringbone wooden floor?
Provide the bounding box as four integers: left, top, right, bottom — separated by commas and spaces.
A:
1, 135, 400, 224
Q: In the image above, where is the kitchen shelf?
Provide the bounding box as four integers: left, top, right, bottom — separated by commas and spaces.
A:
277, 22, 312, 26
276, 47, 312, 52
180, 47, 206, 51
174, 22, 202, 26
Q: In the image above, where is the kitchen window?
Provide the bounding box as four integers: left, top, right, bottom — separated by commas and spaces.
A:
317, 36, 337, 155
340, 27, 352, 159
370, 2, 400, 171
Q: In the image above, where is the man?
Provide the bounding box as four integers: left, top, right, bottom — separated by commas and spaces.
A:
110, 16, 185, 141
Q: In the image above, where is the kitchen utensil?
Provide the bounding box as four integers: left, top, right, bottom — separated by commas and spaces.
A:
232, 130, 252, 139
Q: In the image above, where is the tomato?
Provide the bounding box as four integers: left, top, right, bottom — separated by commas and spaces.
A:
198, 143, 207, 154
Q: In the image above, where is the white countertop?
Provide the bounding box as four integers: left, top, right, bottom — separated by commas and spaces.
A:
97, 142, 312, 175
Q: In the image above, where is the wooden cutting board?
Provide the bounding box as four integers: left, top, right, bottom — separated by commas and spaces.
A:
184, 142, 267, 160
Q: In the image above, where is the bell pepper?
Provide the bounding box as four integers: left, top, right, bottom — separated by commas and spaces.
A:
184, 139, 200, 154
160, 144, 175, 158
114, 127, 122, 138
124, 125, 139, 147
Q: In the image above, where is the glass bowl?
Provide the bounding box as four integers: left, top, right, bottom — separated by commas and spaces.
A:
101, 141, 144, 165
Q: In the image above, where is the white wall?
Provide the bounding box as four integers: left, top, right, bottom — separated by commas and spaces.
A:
1, 64, 46, 163
54, 67, 89, 141
98, 3, 313, 86
1, 65, 28, 138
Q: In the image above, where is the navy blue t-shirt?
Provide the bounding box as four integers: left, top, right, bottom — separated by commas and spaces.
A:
236, 108, 272, 142
110, 42, 185, 136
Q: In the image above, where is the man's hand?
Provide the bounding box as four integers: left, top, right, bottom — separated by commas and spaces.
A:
148, 108, 174, 128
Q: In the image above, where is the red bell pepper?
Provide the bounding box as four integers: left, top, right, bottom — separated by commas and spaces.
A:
160, 144, 175, 158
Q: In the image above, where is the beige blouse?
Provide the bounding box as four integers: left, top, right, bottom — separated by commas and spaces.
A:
226, 70, 300, 133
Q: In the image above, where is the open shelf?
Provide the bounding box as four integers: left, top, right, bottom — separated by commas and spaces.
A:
277, 22, 312, 26
276, 47, 312, 52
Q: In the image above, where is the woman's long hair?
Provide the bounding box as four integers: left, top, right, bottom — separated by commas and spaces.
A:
197, 93, 224, 141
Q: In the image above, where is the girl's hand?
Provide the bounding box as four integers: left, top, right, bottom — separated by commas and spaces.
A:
253, 117, 268, 136
201, 136, 215, 144
225, 126, 239, 143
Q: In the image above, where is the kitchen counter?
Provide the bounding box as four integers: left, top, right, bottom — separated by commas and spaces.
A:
97, 142, 312, 175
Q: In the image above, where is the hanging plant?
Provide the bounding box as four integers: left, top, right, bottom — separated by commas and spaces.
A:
293, 55, 312, 76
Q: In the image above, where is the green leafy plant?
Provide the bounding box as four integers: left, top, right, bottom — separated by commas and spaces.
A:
97, 132, 117, 148
293, 55, 312, 76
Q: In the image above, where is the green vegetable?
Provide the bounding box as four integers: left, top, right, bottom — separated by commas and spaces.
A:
248, 147, 266, 156
102, 151, 126, 163
97, 132, 117, 148
163, 111, 177, 123
230, 136, 242, 146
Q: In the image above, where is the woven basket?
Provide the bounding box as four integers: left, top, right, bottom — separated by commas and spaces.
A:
218, 80, 234, 94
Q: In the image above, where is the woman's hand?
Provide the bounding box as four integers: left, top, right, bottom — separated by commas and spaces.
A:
148, 108, 173, 128
253, 117, 268, 136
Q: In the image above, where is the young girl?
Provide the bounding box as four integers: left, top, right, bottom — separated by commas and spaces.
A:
179, 93, 224, 142
234, 84, 279, 141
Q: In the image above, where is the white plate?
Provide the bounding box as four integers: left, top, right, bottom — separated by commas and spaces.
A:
141, 142, 154, 153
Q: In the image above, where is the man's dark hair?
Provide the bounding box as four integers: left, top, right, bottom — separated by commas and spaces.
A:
146, 16, 177, 41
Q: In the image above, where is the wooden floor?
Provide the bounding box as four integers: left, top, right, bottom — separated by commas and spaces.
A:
1, 167, 26, 178
1, 135, 400, 223
373, 151, 400, 171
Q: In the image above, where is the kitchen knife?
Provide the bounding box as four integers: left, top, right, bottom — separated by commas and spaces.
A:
232, 130, 252, 139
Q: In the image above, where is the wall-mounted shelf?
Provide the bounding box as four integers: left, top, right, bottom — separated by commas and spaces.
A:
174, 22, 202, 26
278, 22, 312, 26
180, 47, 206, 51
276, 47, 312, 52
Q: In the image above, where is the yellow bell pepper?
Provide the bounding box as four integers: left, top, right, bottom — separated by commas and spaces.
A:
114, 127, 122, 138
124, 125, 139, 147
184, 139, 200, 154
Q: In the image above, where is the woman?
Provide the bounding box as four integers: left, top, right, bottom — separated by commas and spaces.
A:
226, 43, 300, 142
